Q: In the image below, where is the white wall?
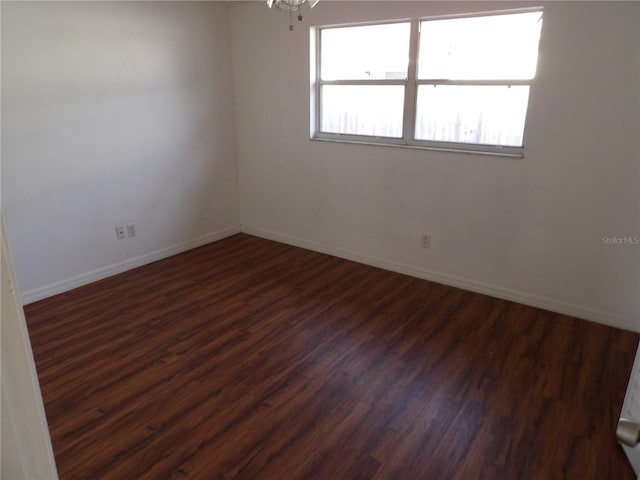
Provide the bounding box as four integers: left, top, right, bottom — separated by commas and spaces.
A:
230, 1, 640, 332
1, 1, 240, 301
2, 1, 638, 332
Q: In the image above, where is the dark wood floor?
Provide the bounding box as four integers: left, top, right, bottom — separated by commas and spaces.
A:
25, 233, 638, 479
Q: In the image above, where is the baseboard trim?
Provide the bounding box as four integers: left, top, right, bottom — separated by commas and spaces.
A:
242, 226, 638, 333
21, 226, 241, 305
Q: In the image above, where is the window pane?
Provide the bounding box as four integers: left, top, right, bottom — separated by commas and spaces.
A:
414, 85, 530, 146
322, 85, 404, 138
418, 12, 543, 80
321, 23, 410, 80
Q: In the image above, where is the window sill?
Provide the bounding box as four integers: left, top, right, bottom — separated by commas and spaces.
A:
310, 136, 525, 158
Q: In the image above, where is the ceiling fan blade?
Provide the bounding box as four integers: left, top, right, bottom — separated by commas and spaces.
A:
307, 0, 320, 8
266, 0, 276, 8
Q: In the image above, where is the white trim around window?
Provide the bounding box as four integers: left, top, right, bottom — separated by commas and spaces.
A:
310, 8, 544, 157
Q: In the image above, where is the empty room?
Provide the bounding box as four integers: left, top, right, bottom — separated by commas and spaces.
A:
2, 1, 639, 479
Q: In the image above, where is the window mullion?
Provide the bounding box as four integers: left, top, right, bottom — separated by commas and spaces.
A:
315, 27, 322, 142
319, 79, 407, 87
403, 19, 420, 144
416, 79, 531, 86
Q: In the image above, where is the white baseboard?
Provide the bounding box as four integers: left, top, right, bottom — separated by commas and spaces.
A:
242, 226, 639, 333
21, 223, 637, 333
21, 226, 241, 305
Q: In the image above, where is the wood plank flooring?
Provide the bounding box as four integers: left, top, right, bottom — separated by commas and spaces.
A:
24, 233, 639, 479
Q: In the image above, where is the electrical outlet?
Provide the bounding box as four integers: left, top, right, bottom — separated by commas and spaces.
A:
126, 223, 136, 238
421, 234, 431, 248
116, 224, 126, 240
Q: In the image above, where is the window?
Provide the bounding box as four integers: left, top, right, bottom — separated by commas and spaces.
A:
313, 10, 543, 156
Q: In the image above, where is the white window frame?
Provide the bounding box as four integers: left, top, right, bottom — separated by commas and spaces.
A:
311, 8, 543, 157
